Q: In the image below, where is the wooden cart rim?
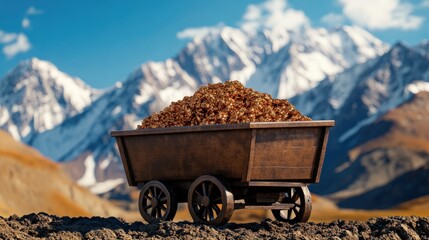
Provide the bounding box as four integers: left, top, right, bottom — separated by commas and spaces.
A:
111, 120, 335, 137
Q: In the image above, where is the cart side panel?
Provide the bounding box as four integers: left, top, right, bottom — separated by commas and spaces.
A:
114, 136, 136, 186
250, 127, 325, 181
313, 127, 330, 183
123, 130, 252, 182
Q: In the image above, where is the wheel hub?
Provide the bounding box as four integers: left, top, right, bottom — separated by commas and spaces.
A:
202, 196, 210, 207
151, 197, 159, 208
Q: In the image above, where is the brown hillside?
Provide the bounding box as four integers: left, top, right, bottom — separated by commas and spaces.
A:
329, 92, 429, 208
349, 91, 429, 160
0, 130, 125, 217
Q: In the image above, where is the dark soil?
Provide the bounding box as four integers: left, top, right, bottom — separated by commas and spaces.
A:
1, 213, 428, 239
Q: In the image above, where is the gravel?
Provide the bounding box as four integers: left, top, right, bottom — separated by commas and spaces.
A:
138, 80, 310, 129
1, 213, 428, 239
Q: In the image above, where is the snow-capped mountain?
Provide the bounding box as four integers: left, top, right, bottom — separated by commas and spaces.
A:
31, 25, 386, 193
247, 26, 387, 99
0, 58, 99, 142
294, 42, 429, 205
293, 42, 429, 141
177, 26, 387, 99
1, 25, 389, 195
30, 60, 199, 194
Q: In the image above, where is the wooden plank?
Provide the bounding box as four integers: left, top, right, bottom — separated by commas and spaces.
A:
251, 127, 322, 181
244, 129, 257, 181
124, 130, 251, 182
111, 123, 251, 136
110, 120, 335, 137
115, 137, 136, 186
313, 127, 330, 183
250, 166, 315, 180
249, 121, 335, 129
246, 181, 307, 187
235, 203, 294, 210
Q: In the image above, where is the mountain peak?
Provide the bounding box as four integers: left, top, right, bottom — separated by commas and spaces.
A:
17, 57, 58, 74
383, 41, 416, 62
0, 58, 97, 140
391, 41, 408, 49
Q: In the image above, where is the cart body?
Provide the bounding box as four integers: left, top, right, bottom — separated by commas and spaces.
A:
112, 121, 334, 186
111, 120, 334, 225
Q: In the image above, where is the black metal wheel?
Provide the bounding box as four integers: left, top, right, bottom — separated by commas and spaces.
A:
271, 186, 312, 223
187, 175, 234, 226
139, 181, 177, 223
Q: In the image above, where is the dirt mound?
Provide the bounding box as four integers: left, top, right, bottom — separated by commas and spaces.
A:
0, 130, 125, 218
1, 213, 428, 239
138, 80, 310, 129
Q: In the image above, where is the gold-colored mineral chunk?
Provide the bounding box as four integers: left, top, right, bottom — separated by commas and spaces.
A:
138, 80, 311, 129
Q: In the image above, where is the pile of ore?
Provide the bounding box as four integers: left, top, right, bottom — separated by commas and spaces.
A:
138, 80, 310, 129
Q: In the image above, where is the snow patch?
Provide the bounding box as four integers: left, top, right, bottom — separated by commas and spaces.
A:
134, 94, 150, 105
115, 82, 123, 88
339, 115, 379, 143
77, 155, 97, 187
99, 158, 111, 170
0, 108, 9, 125
21, 125, 31, 138
112, 106, 122, 116
89, 178, 124, 194
159, 86, 193, 105
407, 81, 429, 94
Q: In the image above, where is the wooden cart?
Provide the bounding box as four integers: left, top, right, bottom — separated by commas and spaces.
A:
111, 120, 334, 225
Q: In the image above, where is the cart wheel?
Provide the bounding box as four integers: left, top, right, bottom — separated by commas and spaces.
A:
271, 186, 312, 223
187, 175, 234, 226
139, 181, 177, 223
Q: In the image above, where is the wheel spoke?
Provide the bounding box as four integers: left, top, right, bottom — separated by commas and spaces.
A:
287, 209, 292, 220
212, 197, 222, 203
197, 205, 204, 215
292, 192, 299, 202
193, 194, 203, 204
144, 205, 151, 210
160, 197, 167, 203
212, 204, 221, 214
202, 182, 207, 196
208, 182, 213, 197
292, 207, 299, 217
202, 207, 207, 220
153, 187, 157, 198
144, 192, 153, 201
150, 207, 156, 217
195, 189, 203, 198
158, 207, 162, 219
160, 204, 167, 211
157, 189, 163, 198
208, 207, 214, 221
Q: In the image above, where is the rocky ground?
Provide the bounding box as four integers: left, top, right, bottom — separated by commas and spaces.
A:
0, 213, 428, 239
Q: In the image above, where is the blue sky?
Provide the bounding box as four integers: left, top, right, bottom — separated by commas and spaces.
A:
0, 0, 428, 89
